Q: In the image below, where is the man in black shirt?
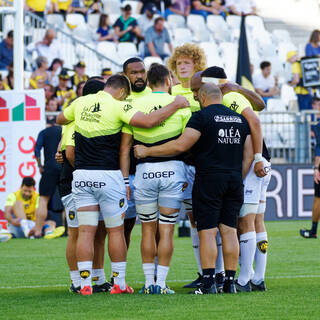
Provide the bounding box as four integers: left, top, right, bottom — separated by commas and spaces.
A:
134, 83, 253, 294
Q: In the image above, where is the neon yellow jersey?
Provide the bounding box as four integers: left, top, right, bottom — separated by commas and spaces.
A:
123, 92, 191, 163
63, 91, 137, 170
52, 0, 72, 11
222, 92, 252, 115
5, 190, 39, 221
61, 122, 75, 151
172, 84, 200, 113
26, 0, 47, 11
126, 86, 152, 103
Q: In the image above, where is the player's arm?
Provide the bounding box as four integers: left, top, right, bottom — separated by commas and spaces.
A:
242, 135, 254, 179
134, 128, 201, 159
241, 108, 266, 177
4, 194, 20, 226
56, 100, 76, 125
66, 146, 75, 167
34, 196, 45, 237
120, 131, 133, 200
129, 95, 189, 128
34, 130, 44, 174
55, 137, 64, 164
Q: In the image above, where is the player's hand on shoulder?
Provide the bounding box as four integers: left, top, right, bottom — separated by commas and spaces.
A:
55, 151, 63, 164
174, 95, 189, 109
134, 145, 148, 159
254, 161, 267, 178
219, 82, 240, 95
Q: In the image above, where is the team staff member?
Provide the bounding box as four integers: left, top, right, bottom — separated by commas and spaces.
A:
57, 77, 112, 293
135, 83, 253, 294
57, 74, 189, 295
122, 57, 152, 249
121, 64, 191, 294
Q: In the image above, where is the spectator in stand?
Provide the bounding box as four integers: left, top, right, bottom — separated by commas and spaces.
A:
0, 30, 13, 70
227, 0, 257, 16
51, 0, 72, 19
137, 0, 172, 15
31, 29, 63, 66
29, 56, 49, 89
253, 61, 280, 104
25, 0, 47, 18
46, 97, 59, 125
96, 14, 117, 42
144, 16, 173, 60
71, 0, 102, 18
191, 0, 226, 19
48, 58, 63, 87
2, 62, 14, 90
70, 61, 88, 91
138, 3, 157, 36
114, 4, 142, 43
44, 84, 56, 103
101, 67, 112, 81
166, 0, 191, 18
287, 51, 312, 111
305, 30, 320, 57
55, 69, 76, 110
76, 81, 86, 97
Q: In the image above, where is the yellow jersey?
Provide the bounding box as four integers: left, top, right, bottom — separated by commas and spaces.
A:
126, 87, 152, 104
52, 0, 72, 11
292, 62, 309, 95
171, 84, 200, 113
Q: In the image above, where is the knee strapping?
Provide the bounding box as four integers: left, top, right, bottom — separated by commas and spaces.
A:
136, 203, 158, 223
159, 213, 178, 225
257, 202, 266, 214
78, 211, 99, 226
183, 199, 192, 212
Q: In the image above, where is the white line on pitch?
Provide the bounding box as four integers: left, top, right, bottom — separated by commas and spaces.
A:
1, 275, 320, 289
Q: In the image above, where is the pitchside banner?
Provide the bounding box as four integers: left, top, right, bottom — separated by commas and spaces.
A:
265, 164, 314, 220
0, 89, 45, 207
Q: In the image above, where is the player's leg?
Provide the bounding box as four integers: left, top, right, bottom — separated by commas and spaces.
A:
12, 200, 31, 238
215, 229, 225, 292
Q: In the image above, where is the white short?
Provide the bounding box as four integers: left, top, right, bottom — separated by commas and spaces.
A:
125, 174, 137, 220
72, 169, 128, 222
183, 165, 195, 201
62, 193, 78, 228
240, 158, 271, 217
134, 160, 186, 209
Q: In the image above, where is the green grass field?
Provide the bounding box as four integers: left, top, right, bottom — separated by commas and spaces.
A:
0, 220, 319, 320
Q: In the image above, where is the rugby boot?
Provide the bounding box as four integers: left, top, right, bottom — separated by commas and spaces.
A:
223, 280, 237, 293
44, 226, 66, 239
250, 280, 267, 292
235, 279, 251, 292
80, 285, 93, 295
93, 281, 112, 293
154, 285, 175, 294
110, 283, 134, 294
300, 229, 317, 239
191, 284, 217, 295
215, 272, 225, 293
139, 284, 155, 294
69, 283, 80, 293
183, 272, 203, 288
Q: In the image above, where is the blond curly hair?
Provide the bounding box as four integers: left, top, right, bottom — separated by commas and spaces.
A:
167, 43, 207, 80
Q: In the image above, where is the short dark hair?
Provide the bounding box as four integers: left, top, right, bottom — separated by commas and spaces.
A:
123, 57, 144, 73
154, 16, 165, 25
260, 61, 271, 70
147, 63, 169, 88
312, 97, 320, 104
7, 30, 13, 38
83, 78, 105, 96
202, 66, 227, 79
22, 177, 35, 187
105, 74, 131, 96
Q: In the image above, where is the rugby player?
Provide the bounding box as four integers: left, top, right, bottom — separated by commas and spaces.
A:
134, 83, 253, 294
57, 74, 189, 295
120, 64, 191, 294
199, 67, 271, 292
57, 77, 112, 293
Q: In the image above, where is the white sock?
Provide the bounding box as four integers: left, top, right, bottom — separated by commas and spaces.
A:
238, 231, 256, 286
156, 265, 169, 288
143, 263, 155, 287
78, 261, 93, 289
111, 261, 126, 290
92, 268, 106, 285
215, 230, 224, 274
191, 227, 202, 275
252, 232, 268, 285
154, 256, 158, 277
20, 219, 31, 238
70, 270, 81, 288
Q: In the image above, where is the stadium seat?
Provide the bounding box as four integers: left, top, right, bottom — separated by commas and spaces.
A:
144, 56, 163, 69
172, 28, 193, 46
46, 14, 65, 28
108, 13, 120, 25
207, 15, 230, 42
187, 15, 210, 42
272, 29, 291, 45
122, 0, 140, 13
118, 42, 139, 61
97, 41, 118, 59
245, 15, 265, 33
88, 14, 100, 30
280, 84, 297, 106
61, 43, 78, 69
66, 13, 86, 28
277, 42, 296, 63
226, 15, 241, 30
199, 41, 219, 57
167, 14, 186, 29
267, 98, 286, 112
103, 0, 121, 14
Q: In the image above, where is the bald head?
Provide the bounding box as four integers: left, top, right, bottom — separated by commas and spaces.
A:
198, 83, 222, 108
190, 71, 203, 102
44, 29, 56, 45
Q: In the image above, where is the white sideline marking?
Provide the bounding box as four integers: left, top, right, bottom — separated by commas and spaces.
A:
1, 275, 320, 289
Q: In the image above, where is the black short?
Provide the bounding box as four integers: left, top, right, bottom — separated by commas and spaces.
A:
315, 181, 320, 198
192, 173, 243, 231
39, 170, 61, 197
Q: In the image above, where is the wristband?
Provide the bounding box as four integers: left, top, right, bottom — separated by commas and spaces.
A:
254, 153, 263, 162
124, 177, 129, 186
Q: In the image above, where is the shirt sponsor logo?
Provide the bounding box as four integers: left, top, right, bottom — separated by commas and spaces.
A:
214, 115, 242, 123
245, 189, 253, 195
218, 127, 241, 144
80, 103, 102, 123
230, 101, 239, 112
143, 171, 175, 179
123, 104, 133, 112
74, 181, 106, 188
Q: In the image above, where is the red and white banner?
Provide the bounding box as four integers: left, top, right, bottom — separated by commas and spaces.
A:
0, 89, 45, 208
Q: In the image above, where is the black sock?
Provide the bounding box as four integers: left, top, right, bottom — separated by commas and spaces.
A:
311, 221, 318, 234
202, 268, 215, 288
225, 270, 236, 282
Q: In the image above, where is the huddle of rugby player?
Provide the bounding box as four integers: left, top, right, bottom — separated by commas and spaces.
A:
56, 43, 271, 295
